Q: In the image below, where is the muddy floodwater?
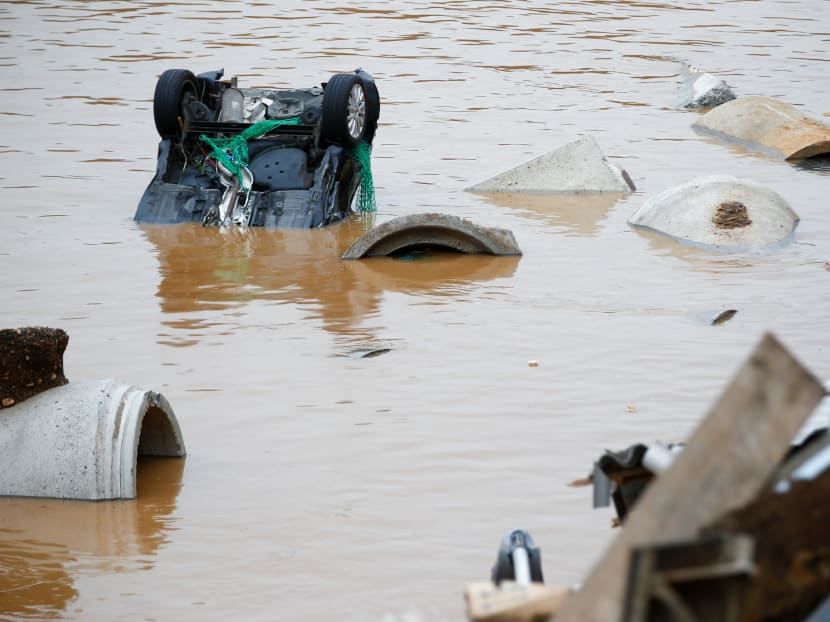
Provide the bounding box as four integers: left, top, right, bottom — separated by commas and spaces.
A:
1, 1, 829, 620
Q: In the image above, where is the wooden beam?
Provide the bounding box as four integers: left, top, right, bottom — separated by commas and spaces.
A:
555, 333, 826, 622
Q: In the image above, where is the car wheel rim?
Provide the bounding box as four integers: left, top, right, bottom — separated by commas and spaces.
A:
346, 83, 366, 140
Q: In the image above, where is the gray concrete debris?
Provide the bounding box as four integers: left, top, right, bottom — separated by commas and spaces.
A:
628, 175, 799, 249
677, 62, 736, 109
1, 327, 69, 408
0, 379, 185, 500
341, 213, 522, 259
694, 96, 830, 160
466, 135, 635, 194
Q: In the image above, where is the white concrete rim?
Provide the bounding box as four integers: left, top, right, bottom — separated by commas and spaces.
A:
102, 380, 185, 499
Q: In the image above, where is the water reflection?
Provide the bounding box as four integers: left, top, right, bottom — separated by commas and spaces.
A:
478, 192, 622, 236
142, 221, 519, 339
0, 537, 77, 620
342, 251, 520, 297
630, 222, 796, 271
142, 221, 384, 336
795, 154, 830, 175
0, 457, 183, 620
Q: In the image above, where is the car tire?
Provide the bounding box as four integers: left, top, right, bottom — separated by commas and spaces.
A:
153, 69, 198, 138
321, 74, 368, 148
361, 77, 380, 144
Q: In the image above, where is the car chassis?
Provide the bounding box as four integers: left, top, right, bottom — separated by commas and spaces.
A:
135, 68, 379, 228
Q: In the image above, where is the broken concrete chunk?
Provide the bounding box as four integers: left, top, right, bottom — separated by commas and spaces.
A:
341, 213, 522, 259
467, 135, 635, 194
677, 62, 736, 109
0, 327, 69, 409
694, 96, 830, 160
628, 175, 799, 249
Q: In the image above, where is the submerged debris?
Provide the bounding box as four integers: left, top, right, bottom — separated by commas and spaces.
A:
135, 68, 381, 228
694, 95, 830, 160
711, 309, 738, 325
360, 348, 391, 359
466, 135, 635, 194
341, 213, 522, 259
628, 175, 798, 249
676, 61, 736, 109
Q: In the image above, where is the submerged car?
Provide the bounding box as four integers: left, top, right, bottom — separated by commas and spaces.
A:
135, 68, 379, 228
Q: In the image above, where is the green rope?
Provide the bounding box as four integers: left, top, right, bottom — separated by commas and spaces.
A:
348, 141, 376, 212
199, 118, 300, 189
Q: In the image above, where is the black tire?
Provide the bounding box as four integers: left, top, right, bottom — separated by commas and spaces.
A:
321, 74, 368, 148
153, 69, 198, 138
361, 77, 380, 144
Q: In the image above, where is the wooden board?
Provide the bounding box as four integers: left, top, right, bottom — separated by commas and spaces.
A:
555, 333, 826, 622
465, 581, 569, 622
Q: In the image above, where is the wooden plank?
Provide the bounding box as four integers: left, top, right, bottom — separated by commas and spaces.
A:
555, 333, 826, 622
464, 581, 569, 622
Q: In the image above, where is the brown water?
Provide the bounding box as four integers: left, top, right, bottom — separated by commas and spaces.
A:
1, 1, 829, 620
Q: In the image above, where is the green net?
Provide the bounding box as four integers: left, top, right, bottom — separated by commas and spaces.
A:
199, 118, 300, 190
348, 141, 377, 212
200, 118, 377, 212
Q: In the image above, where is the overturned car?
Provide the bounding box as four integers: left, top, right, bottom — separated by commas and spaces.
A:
134, 68, 379, 228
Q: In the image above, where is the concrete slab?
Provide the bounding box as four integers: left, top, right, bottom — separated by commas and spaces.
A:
628, 175, 798, 249
466, 136, 635, 194
341, 213, 522, 258
694, 96, 830, 160
676, 62, 735, 109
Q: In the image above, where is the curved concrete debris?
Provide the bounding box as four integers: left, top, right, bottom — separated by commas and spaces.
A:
628, 175, 799, 249
466, 135, 635, 194
341, 213, 522, 259
694, 96, 830, 160
677, 62, 735, 109
0, 379, 185, 500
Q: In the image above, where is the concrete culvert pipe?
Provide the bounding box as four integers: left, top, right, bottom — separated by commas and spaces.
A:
341, 213, 522, 259
628, 175, 799, 250
0, 379, 185, 501
693, 96, 830, 160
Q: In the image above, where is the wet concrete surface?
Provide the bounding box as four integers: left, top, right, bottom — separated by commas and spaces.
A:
0, 1, 829, 620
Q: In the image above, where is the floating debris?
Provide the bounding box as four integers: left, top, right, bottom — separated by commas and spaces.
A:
676, 61, 736, 109
712, 309, 738, 325
361, 348, 391, 359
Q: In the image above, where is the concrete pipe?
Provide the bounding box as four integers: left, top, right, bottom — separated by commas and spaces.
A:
341, 213, 522, 259
0, 379, 185, 500
628, 175, 799, 249
693, 96, 830, 160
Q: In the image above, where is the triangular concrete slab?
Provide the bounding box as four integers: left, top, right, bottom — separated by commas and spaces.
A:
467, 135, 635, 194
